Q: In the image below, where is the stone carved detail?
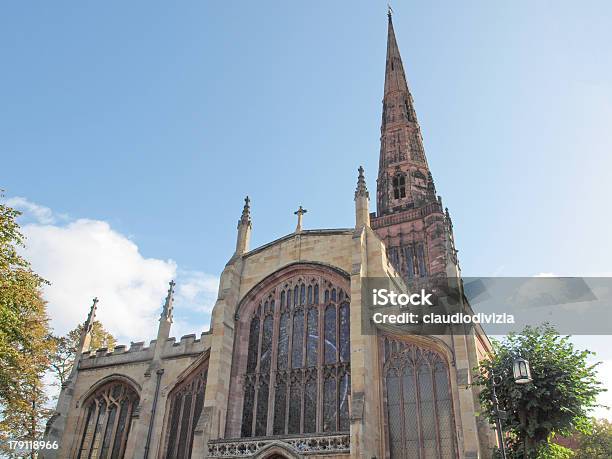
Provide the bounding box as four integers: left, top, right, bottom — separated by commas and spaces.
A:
207, 434, 350, 457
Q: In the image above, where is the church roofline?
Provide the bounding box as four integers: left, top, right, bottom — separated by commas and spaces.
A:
241, 228, 354, 259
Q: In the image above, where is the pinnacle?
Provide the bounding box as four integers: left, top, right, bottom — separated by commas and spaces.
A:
161, 280, 175, 320
355, 166, 369, 199
239, 195, 251, 226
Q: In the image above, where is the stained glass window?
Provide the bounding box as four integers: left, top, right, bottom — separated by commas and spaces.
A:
339, 372, 350, 431
164, 360, 208, 459
273, 375, 287, 435
323, 376, 336, 432
240, 275, 351, 437
306, 308, 318, 367
277, 312, 289, 370
255, 376, 269, 436
324, 305, 336, 364
260, 315, 273, 373
77, 380, 139, 459
246, 317, 260, 373
291, 309, 304, 369
383, 338, 456, 458
339, 303, 350, 363
304, 372, 317, 433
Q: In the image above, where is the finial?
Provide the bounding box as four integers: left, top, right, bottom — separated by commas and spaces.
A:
387, 3, 394, 20
294, 206, 308, 233
239, 195, 251, 226
161, 280, 175, 320
355, 166, 369, 199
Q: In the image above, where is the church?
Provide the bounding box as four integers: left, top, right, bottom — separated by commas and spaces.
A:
45, 12, 495, 459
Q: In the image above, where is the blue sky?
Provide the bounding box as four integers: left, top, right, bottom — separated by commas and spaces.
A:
2, 1, 612, 413
2, 1, 611, 277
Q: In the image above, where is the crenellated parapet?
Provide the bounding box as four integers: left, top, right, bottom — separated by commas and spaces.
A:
79, 331, 212, 370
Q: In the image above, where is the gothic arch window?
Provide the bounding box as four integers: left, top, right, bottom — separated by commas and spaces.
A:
163, 359, 208, 459
382, 338, 456, 459
238, 272, 350, 438
401, 242, 427, 279
393, 174, 406, 200
76, 380, 139, 459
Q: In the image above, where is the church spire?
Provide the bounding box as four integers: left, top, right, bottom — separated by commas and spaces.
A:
377, 11, 432, 216
384, 9, 410, 100
371, 12, 455, 283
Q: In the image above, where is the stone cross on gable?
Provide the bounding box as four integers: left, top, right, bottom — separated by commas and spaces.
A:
294, 206, 307, 233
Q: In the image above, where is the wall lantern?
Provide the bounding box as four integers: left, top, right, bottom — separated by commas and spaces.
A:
513, 357, 532, 384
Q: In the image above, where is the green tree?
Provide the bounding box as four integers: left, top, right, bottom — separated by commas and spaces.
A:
536, 441, 574, 458
49, 320, 116, 387
474, 325, 604, 458
0, 196, 55, 457
574, 418, 612, 458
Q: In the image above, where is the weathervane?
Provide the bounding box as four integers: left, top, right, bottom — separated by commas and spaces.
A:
388, 3, 394, 19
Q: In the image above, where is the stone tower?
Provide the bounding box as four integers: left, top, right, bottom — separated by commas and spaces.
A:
372, 11, 459, 284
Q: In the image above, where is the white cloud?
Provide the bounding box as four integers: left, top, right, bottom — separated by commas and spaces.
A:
5, 196, 219, 344
22, 219, 176, 341
176, 271, 219, 313
4, 196, 60, 224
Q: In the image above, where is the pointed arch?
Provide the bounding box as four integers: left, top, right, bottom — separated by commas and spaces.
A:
161, 350, 210, 397
75, 373, 141, 408
226, 263, 351, 438
252, 441, 302, 458
381, 336, 458, 458
235, 262, 350, 319
73, 378, 140, 459
160, 353, 209, 459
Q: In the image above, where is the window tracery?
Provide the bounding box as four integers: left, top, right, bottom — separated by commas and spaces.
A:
76, 380, 139, 459
240, 275, 351, 438
164, 360, 208, 459
387, 242, 427, 280
382, 338, 456, 458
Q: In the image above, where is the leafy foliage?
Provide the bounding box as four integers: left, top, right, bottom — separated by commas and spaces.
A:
574, 418, 612, 458
49, 320, 116, 387
0, 196, 55, 457
474, 325, 604, 458
536, 441, 574, 458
